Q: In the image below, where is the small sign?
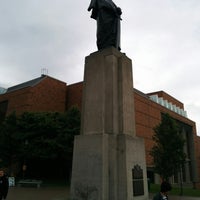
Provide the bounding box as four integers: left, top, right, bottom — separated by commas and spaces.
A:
8, 177, 15, 187
132, 165, 144, 196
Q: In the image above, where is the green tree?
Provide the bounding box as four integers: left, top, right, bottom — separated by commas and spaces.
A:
150, 113, 186, 181
0, 107, 81, 179
0, 112, 20, 173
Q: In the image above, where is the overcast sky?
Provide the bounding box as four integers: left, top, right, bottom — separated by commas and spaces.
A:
0, 0, 200, 135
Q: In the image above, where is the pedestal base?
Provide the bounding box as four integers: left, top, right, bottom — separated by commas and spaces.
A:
70, 134, 148, 200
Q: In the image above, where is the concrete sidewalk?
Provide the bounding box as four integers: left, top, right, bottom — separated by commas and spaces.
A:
6, 187, 199, 200
149, 193, 199, 200
168, 197, 199, 200
7, 186, 70, 200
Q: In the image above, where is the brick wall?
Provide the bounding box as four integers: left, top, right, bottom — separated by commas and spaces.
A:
0, 76, 67, 115
29, 77, 66, 112
0, 87, 33, 115
66, 82, 83, 110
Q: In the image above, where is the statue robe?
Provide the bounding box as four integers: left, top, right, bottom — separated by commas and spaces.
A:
88, 0, 122, 50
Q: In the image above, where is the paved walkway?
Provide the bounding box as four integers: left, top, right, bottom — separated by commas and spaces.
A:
7, 186, 70, 200
149, 193, 199, 200
168, 197, 199, 200
6, 187, 200, 200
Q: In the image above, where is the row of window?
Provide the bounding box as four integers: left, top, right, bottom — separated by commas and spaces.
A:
149, 95, 187, 117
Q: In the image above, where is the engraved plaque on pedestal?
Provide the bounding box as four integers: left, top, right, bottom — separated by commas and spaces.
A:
132, 165, 144, 196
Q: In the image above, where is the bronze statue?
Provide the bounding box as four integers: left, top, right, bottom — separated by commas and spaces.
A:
88, 0, 122, 51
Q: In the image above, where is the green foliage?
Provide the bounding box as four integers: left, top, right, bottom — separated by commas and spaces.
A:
0, 107, 81, 176
0, 112, 20, 168
150, 113, 186, 180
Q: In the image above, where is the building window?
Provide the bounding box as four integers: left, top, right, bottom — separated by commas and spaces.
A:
0, 100, 8, 122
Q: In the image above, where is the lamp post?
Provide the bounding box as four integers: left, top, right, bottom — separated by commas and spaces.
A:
22, 139, 29, 179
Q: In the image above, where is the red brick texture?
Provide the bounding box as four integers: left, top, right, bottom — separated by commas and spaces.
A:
66, 82, 83, 110
0, 76, 66, 115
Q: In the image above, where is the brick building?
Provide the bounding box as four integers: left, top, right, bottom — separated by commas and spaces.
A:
0, 75, 66, 118
0, 75, 200, 186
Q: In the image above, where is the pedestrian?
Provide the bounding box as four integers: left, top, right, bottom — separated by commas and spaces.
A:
153, 181, 172, 200
0, 169, 9, 200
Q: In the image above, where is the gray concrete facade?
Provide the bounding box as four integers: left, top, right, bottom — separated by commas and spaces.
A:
70, 47, 148, 200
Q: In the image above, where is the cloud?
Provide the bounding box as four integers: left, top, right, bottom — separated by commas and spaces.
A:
0, 0, 94, 85
0, 0, 200, 134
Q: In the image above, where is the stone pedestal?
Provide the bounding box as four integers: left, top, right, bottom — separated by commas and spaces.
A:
70, 47, 148, 200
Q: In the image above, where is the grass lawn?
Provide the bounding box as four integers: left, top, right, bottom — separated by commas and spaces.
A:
149, 183, 200, 197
